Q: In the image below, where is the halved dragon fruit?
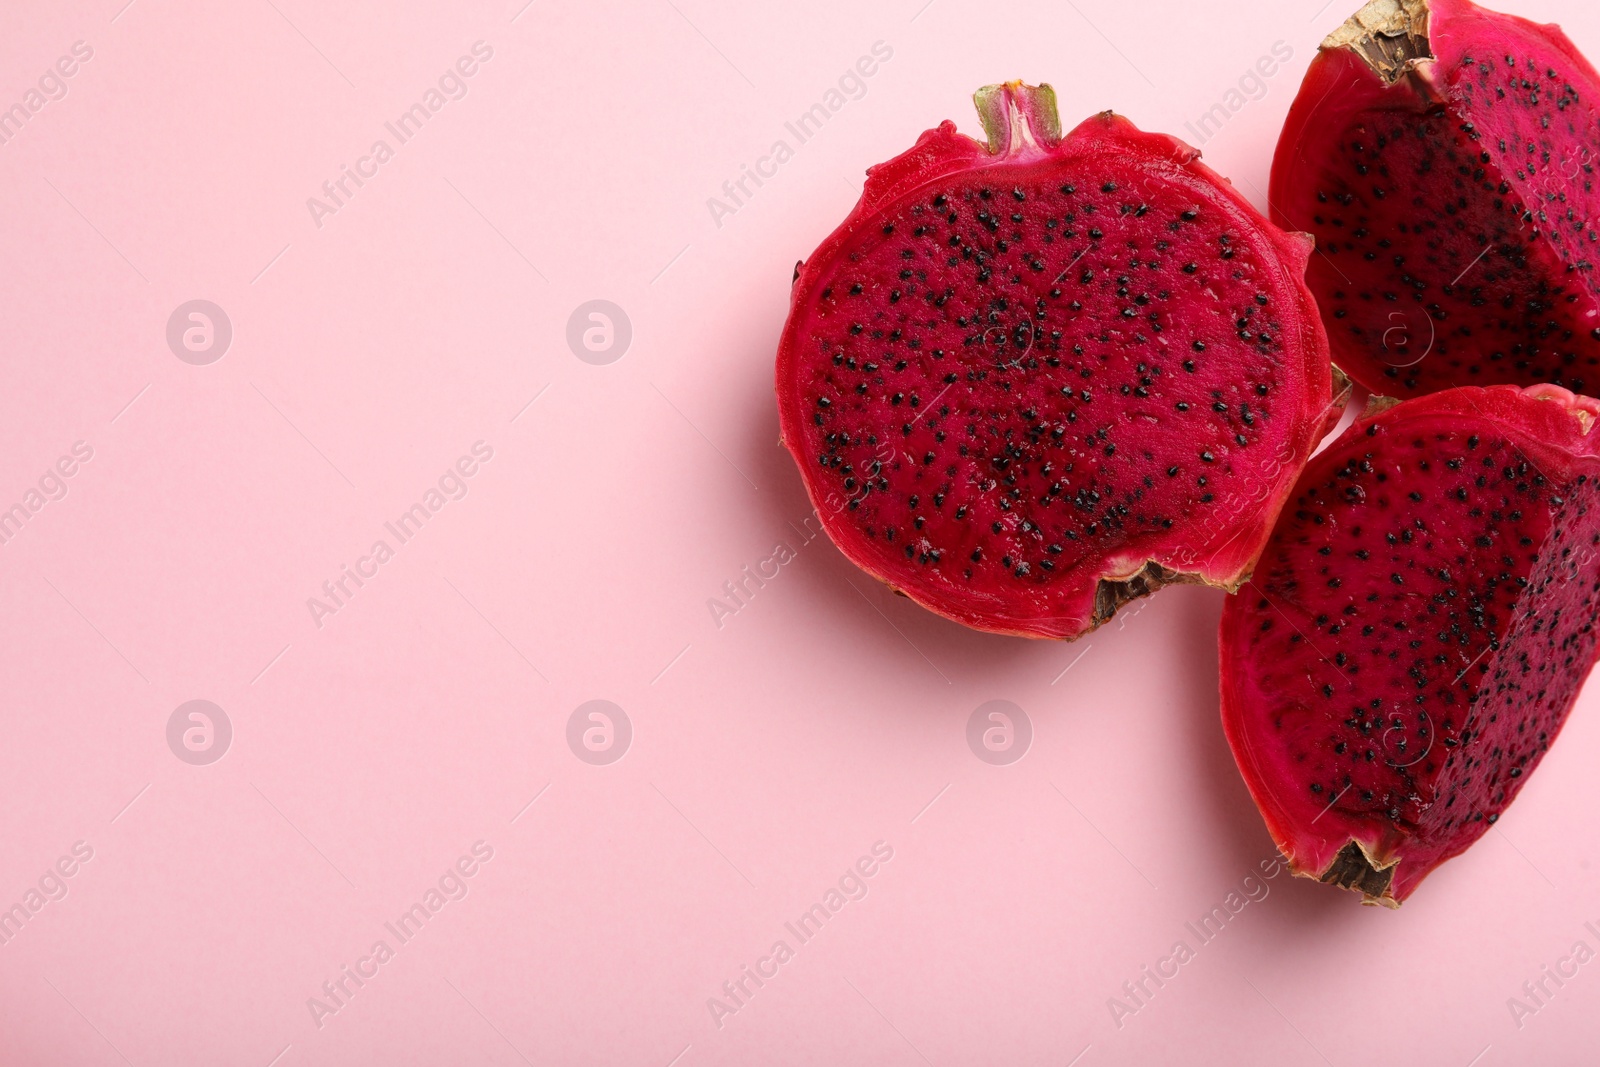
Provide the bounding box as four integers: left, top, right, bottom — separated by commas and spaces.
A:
1272, 0, 1600, 398
1220, 385, 1600, 905
776, 83, 1339, 639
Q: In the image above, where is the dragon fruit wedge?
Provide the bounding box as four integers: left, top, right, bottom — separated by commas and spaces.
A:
775, 82, 1340, 639
1272, 0, 1600, 399
1220, 384, 1600, 906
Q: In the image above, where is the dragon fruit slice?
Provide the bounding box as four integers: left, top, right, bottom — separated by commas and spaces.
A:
775, 83, 1339, 639
1272, 0, 1600, 398
1220, 385, 1600, 905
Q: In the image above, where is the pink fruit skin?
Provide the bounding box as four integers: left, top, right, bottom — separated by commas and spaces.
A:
1271, 0, 1600, 398
777, 88, 1336, 639
1221, 384, 1600, 905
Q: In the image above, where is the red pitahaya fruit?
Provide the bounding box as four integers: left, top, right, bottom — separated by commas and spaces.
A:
1220, 384, 1600, 906
1272, 0, 1600, 399
775, 82, 1341, 639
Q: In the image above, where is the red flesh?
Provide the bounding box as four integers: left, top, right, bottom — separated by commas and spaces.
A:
1271, 0, 1600, 398
777, 86, 1335, 639
1220, 385, 1600, 904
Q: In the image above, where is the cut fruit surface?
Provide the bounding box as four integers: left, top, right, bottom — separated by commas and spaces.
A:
777, 82, 1338, 639
1220, 384, 1600, 905
1272, 0, 1600, 398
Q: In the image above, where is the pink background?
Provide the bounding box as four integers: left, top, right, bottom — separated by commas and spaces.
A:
2, 0, 1599, 1063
